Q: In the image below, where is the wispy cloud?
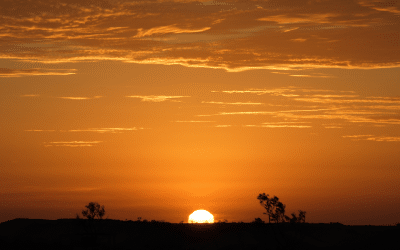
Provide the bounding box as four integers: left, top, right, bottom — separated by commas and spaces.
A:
201, 101, 263, 105
126, 95, 190, 102
244, 124, 312, 128
202, 87, 400, 131
44, 141, 102, 147
21, 94, 39, 97
26, 128, 143, 133
68, 128, 143, 133
57, 96, 103, 100
291, 38, 307, 42
201, 111, 276, 116
342, 135, 400, 142
135, 25, 211, 38
0, 68, 76, 77
253, 121, 313, 128
289, 74, 332, 78
358, 0, 400, 14
173, 121, 215, 123
294, 98, 400, 104
25, 130, 55, 132
258, 13, 338, 24
212, 88, 295, 95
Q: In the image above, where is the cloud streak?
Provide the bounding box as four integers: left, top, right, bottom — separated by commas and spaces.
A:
26, 128, 143, 133
126, 95, 190, 102
343, 135, 400, 142
68, 128, 143, 133
201, 101, 263, 105
0, 68, 76, 77
44, 141, 102, 147
58, 96, 103, 100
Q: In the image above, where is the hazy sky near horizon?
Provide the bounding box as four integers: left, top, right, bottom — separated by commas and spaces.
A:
1, 0, 400, 225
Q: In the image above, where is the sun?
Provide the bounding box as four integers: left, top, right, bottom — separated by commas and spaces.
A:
188, 210, 214, 223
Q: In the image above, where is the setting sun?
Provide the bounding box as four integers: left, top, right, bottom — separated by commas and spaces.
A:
188, 210, 214, 223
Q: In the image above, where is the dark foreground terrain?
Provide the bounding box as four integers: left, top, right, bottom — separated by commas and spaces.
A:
0, 218, 399, 250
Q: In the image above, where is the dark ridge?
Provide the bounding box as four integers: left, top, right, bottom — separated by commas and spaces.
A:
1, 219, 399, 250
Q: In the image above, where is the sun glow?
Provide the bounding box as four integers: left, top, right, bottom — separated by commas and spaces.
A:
188, 210, 214, 223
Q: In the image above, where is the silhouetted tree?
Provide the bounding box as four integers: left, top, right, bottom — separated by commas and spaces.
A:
272, 200, 286, 223
78, 202, 107, 240
257, 193, 274, 223
82, 202, 105, 220
258, 193, 307, 224
298, 210, 306, 223
257, 193, 286, 223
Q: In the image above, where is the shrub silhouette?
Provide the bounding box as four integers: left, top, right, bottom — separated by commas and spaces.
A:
284, 210, 306, 224
252, 217, 264, 224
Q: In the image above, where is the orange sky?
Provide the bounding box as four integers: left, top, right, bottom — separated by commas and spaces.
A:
1, 0, 400, 225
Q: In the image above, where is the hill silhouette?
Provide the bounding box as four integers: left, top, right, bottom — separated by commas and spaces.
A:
1, 218, 399, 250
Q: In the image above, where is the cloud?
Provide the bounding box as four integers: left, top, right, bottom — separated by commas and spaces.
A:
58, 96, 102, 100
1, 0, 399, 71
201, 101, 263, 105
135, 25, 211, 38
244, 124, 312, 128
212, 88, 296, 95
0, 68, 76, 77
310, 94, 359, 98
358, 0, 400, 14
173, 121, 215, 122
68, 127, 142, 133
25, 130, 55, 132
291, 38, 307, 42
258, 13, 338, 24
342, 135, 400, 142
21, 94, 39, 97
44, 141, 102, 147
26, 128, 143, 133
205, 111, 277, 116
205, 87, 400, 129
243, 121, 313, 128
289, 74, 332, 78
126, 95, 190, 102
293, 98, 400, 104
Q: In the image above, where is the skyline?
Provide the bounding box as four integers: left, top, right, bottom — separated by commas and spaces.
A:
1, 0, 400, 225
